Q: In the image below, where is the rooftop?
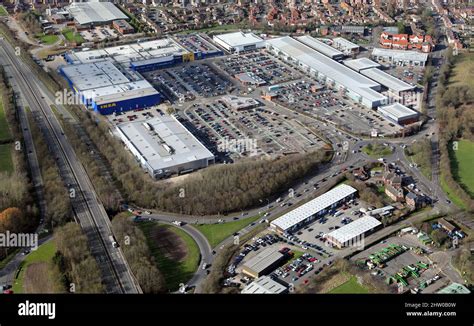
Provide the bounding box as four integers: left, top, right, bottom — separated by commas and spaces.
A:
327, 215, 381, 244
361, 68, 415, 93
378, 102, 419, 119
241, 276, 288, 294
296, 35, 345, 58
266, 36, 386, 104
372, 48, 429, 62
66, 2, 127, 25
332, 37, 360, 50
343, 58, 381, 72
221, 95, 260, 110
60, 60, 159, 104
66, 38, 187, 65
117, 115, 214, 173
243, 247, 284, 274
271, 184, 357, 232
214, 32, 263, 48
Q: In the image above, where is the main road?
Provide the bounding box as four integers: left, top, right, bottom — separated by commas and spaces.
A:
0, 38, 140, 294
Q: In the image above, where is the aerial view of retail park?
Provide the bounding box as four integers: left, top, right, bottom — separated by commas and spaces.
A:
0, 0, 473, 306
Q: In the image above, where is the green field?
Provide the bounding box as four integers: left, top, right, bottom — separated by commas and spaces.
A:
329, 276, 369, 294
195, 214, 262, 248
0, 144, 13, 174
0, 96, 11, 141
451, 140, 474, 197
12, 241, 57, 293
0, 5, 8, 16
36, 33, 59, 45
140, 222, 200, 291
362, 143, 392, 158
62, 29, 84, 44
450, 53, 474, 91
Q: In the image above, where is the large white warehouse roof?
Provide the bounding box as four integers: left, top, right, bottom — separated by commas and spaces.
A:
66, 38, 187, 65
327, 215, 381, 244
60, 60, 158, 105
344, 57, 381, 72
296, 36, 344, 59
213, 32, 263, 49
377, 103, 419, 121
241, 276, 288, 294
372, 48, 428, 63
361, 68, 415, 93
66, 2, 128, 25
271, 184, 357, 232
117, 115, 214, 173
266, 36, 386, 105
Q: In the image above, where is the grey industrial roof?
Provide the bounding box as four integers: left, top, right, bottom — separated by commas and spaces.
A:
361, 68, 415, 93
66, 2, 127, 25
67, 38, 187, 64
378, 103, 419, 120
266, 37, 386, 104
117, 115, 214, 172
372, 48, 428, 62
221, 95, 260, 109
214, 32, 263, 48
271, 184, 357, 232
341, 25, 366, 33
332, 37, 360, 50
243, 247, 284, 274
241, 276, 288, 294
61, 60, 158, 104
367, 205, 395, 216
296, 35, 344, 58
327, 215, 381, 244
343, 58, 381, 72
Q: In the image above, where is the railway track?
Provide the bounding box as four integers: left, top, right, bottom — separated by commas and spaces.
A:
0, 39, 140, 293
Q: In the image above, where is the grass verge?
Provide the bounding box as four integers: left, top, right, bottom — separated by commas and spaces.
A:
0, 143, 13, 173
328, 275, 370, 294
12, 241, 57, 293
195, 214, 262, 248
139, 222, 200, 291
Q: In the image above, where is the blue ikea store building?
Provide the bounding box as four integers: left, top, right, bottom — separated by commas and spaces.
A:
59, 62, 161, 115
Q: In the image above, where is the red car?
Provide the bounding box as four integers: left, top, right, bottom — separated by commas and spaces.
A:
3, 289, 13, 294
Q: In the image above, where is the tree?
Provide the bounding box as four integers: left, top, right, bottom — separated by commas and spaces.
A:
0, 207, 24, 233
111, 214, 166, 293
397, 22, 406, 34
430, 229, 449, 247
54, 223, 104, 293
